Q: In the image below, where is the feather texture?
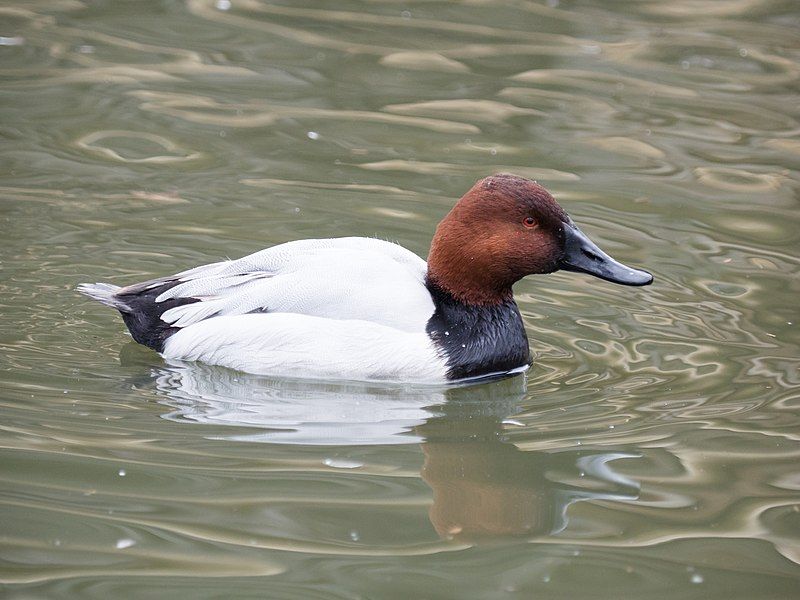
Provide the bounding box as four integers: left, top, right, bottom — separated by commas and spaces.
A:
162, 313, 448, 383
147, 237, 434, 332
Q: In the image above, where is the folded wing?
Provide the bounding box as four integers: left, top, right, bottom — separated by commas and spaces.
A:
121, 237, 434, 333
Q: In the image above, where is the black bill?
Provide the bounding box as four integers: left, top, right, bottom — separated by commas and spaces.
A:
559, 221, 653, 286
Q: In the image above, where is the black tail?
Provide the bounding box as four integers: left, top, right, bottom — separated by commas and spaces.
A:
78, 281, 199, 352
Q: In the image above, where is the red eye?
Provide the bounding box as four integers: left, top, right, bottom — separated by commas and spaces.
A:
523, 217, 536, 228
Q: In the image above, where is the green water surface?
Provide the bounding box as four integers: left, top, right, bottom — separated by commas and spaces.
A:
1, 0, 799, 598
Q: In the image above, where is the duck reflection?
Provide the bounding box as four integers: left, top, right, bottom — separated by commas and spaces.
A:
151, 360, 640, 541
419, 408, 639, 540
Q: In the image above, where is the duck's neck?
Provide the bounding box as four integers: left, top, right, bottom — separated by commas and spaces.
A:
425, 279, 531, 381
426, 220, 516, 306
425, 270, 513, 306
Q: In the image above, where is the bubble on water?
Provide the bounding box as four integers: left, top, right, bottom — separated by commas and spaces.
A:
739, 48, 748, 57
118, 469, 126, 477
307, 131, 320, 140
691, 573, 704, 584
401, 10, 412, 19
349, 530, 360, 541
215, 0, 231, 10
116, 538, 135, 549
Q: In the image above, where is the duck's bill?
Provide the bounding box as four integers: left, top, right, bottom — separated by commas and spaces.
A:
559, 222, 653, 286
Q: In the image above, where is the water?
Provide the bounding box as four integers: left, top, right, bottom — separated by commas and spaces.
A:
1, 0, 799, 597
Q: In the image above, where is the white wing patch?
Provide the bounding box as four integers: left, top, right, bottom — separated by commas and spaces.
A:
152, 237, 434, 332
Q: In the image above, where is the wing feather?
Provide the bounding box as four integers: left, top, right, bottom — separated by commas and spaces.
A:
151, 237, 433, 332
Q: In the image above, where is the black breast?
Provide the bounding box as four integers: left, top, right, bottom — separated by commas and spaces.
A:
425, 283, 531, 381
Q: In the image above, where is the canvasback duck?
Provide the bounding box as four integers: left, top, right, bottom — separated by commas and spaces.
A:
78, 174, 652, 383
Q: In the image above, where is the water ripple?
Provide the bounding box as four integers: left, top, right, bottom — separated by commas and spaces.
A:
1, 0, 799, 594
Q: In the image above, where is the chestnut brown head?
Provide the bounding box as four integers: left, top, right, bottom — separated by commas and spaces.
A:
427, 174, 652, 305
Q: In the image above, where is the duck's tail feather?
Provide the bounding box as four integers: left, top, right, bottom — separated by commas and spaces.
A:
77, 283, 131, 312
78, 280, 200, 352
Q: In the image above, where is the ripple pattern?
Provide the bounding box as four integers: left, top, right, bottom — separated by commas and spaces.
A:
1, 0, 799, 598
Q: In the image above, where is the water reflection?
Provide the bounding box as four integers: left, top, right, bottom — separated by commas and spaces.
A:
155, 361, 438, 445
421, 409, 639, 541
154, 362, 640, 542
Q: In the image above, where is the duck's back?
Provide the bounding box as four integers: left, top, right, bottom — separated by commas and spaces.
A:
150, 237, 435, 332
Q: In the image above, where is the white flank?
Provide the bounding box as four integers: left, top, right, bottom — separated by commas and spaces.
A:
162, 313, 448, 383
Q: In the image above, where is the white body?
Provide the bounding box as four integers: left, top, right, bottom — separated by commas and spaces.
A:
163, 313, 446, 382
100, 238, 450, 382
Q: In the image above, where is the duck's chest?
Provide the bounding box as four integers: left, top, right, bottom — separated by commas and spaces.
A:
425, 289, 531, 381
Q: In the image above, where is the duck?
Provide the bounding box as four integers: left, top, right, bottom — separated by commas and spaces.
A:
78, 174, 652, 384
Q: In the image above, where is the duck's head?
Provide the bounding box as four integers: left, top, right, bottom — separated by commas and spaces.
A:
427, 174, 653, 305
